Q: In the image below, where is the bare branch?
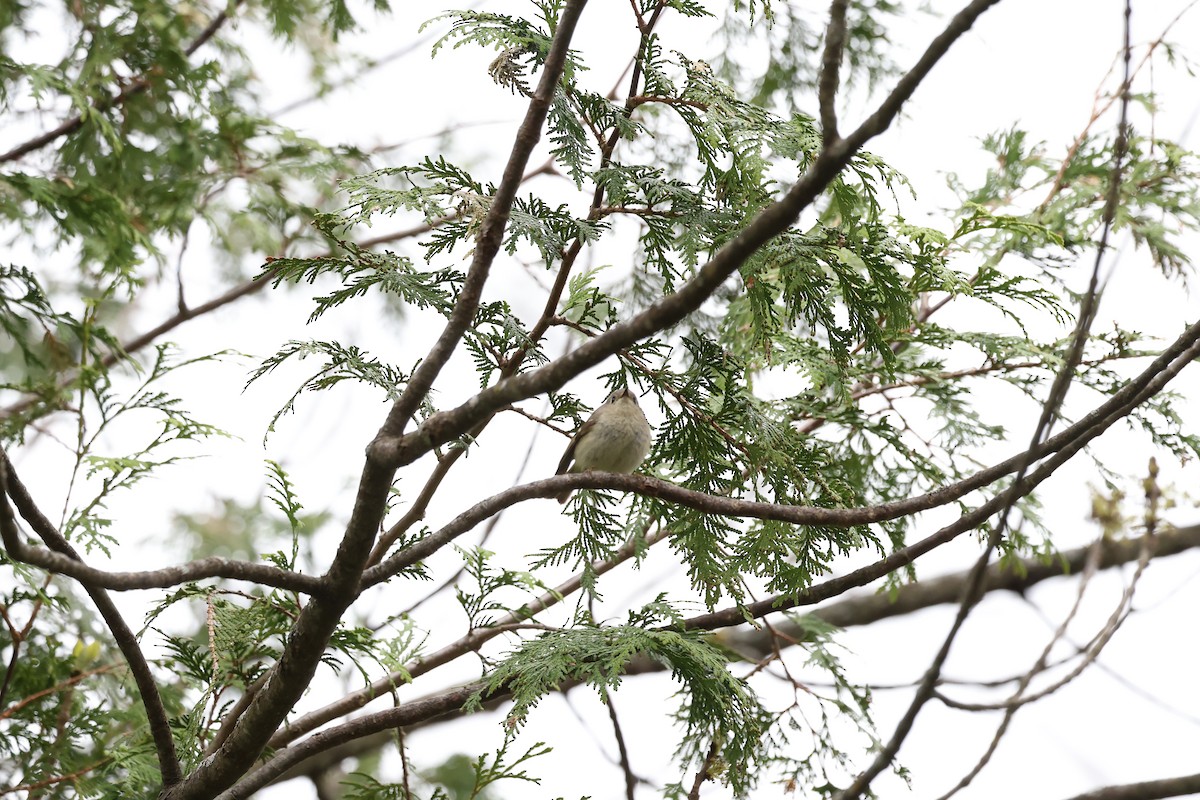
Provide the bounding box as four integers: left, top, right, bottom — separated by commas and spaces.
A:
605, 692, 638, 800
774, 525, 1200, 639
687, 741, 720, 800
936, 471, 1155, 800
834, 3, 1134, 793
819, 0, 850, 145
1059, 771, 1200, 800
0, 536, 324, 594
1, 757, 112, 797
845, 0, 1003, 146
0, 664, 123, 722
0, 267, 279, 422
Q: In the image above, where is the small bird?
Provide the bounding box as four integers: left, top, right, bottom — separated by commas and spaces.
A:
554, 387, 652, 504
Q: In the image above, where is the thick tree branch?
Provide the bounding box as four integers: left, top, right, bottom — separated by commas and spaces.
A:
818, 0, 850, 145
1061, 772, 1200, 800
215, 683, 490, 799
735, 525, 1200, 652
364, 311, 1200, 591
0, 537, 324, 594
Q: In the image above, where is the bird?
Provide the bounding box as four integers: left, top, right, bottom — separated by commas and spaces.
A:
554, 387, 652, 504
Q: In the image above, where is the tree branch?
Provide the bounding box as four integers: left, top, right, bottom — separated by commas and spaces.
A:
369, 0, 1008, 473
159, 6, 591, 798
215, 683, 490, 799
843, 0, 1003, 146
362, 311, 1200, 592
0, 534, 324, 594
0, 2, 240, 164
794, 527, 1200, 634
818, 0, 850, 145
376, 0, 591, 442
1060, 772, 1200, 800
0, 453, 183, 787
252, 523, 1200, 788
605, 692, 638, 800
678, 314, 1200, 633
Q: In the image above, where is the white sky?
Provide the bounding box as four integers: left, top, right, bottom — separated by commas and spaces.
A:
7, 1, 1200, 798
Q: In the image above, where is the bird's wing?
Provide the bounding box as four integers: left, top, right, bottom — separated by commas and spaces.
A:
556, 416, 595, 474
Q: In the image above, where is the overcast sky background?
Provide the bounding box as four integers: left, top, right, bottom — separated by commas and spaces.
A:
8, 0, 1200, 798
252, 2, 1200, 795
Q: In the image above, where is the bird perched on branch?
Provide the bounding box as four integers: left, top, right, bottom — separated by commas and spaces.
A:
554, 387, 652, 504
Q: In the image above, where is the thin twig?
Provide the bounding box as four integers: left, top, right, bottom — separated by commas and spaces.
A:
1036, 0, 1199, 214
1, 758, 113, 796
935, 477, 1157, 798
0, 664, 122, 721
605, 691, 638, 800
